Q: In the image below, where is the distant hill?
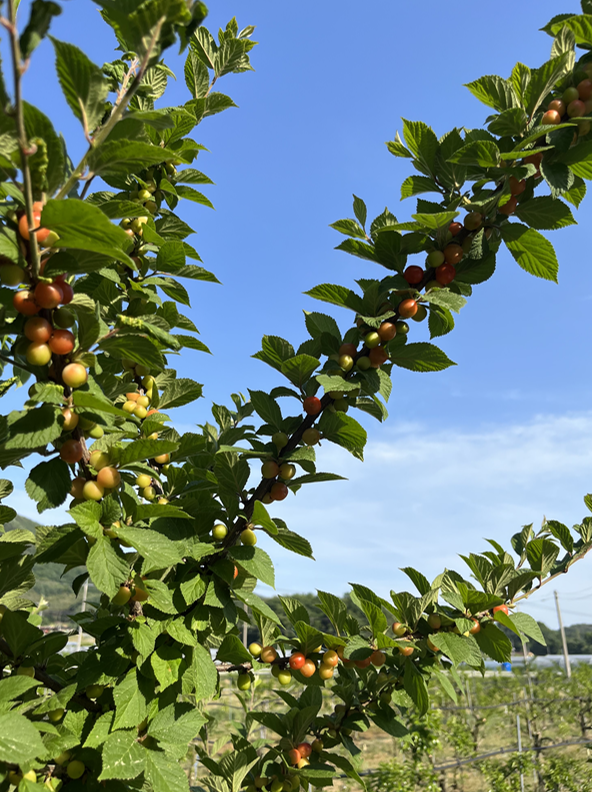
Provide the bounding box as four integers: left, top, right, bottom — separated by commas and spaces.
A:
5, 515, 89, 625
4, 518, 592, 652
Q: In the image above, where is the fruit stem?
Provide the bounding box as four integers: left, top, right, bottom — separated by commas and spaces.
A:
6, 0, 41, 279
54, 17, 166, 202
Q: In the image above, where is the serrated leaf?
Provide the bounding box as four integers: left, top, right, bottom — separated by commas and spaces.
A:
317, 411, 367, 460
158, 379, 203, 410
99, 729, 145, 780
25, 457, 71, 513
50, 36, 109, 130
280, 355, 320, 388
86, 536, 130, 598
464, 75, 519, 111
230, 546, 275, 587
511, 612, 546, 647
402, 119, 438, 175
501, 223, 558, 282
389, 341, 455, 372
0, 713, 45, 764
304, 283, 364, 313
248, 390, 283, 429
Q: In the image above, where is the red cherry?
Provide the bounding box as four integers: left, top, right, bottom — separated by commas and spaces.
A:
448, 222, 463, 236
509, 177, 526, 196
368, 347, 388, 368
303, 396, 322, 416
270, 481, 289, 501
289, 652, 306, 671
24, 317, 52, 342
13, 290, 39, 316
398, 299, 417, 319
59, 282, 74, 304
499, 196, 518, 216
435, 264, 456, 286
493, 604, 509, 616
443, 245, 463, 265
48, 329, 75, 355
338, 343, 357, 357
34, 282, 62, 310
403, 266, 424, 285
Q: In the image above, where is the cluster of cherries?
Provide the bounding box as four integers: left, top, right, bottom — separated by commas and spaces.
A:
541, 67, 592, 134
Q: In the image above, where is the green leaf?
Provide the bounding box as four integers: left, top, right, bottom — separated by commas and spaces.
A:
280, 355, 320, 388
369, 710, 408, 738
148, 706, 206, 750
100, 334, 165, 371
524, 53, 573, 115
1, 610, 43, 657
248, 390, 283, 430
563, 175, 586, 208
428, 632, 482, 667
251, 500, 278, 535
454, 252, 496, 285
386, 132, 412, 158
41, 200, 134, 266
400, 175, 440, 200
389, 341, 456, 372
488, 108, 528, 137
72, 390, 129, 418
151, 644, 183, 690
330, 218, 366, 239
144, 748, 191, 792
86, 536, 130, 598
525, 537, 560, 575
118, 439, 179, 467
216, 634, 252, 665
5, 404, 61, 450
185, 643, 218, 702
446, 140, 500, 168
464, 75, 518, 111
546, 14, 592, 47
21, 1, 61, 59
116, 527, 184, 572
511, 612, 546, 646
50, 37, 109, 130
501, 224, 559, 282
252, 336, 295, 372
88, 139, 188, 176
112, 669, 147, 730
270, 522, 314, 559
403, 662, 429, 715
158, 379, 203, 410
0, 676, 39, 703
353, 194, 367, 227
316, 589, 347, 633
411, 211, 459, 230
317, 411, 367, 461
229, 546, 275, 588
234, 589, 282, 625
304, 311, 341, 341
99, 729, 145, 781
25, 457, 71, 513
546, 519, 573, 553
402, 119, 439, 175
0, 713, 46, 764
304, 283, 364, 313
473, 622, 513, 662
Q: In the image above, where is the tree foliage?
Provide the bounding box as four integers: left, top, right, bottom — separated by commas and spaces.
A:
0, 1, 591, 790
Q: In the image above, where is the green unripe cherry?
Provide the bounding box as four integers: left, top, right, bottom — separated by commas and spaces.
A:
356, 356, 371, 371
338, 354, 354, 371
241, 528, 257, 546
427, 250, 446, 268
237, 673, 251, 691
365, 332, 381, 349
212, 524, 228, 541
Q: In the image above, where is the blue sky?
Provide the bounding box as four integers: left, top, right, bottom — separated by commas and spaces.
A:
3, 1, 592, 629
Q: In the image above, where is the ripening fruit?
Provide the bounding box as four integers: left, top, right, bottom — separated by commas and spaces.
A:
278, 463, 296, 481
0, 263, 25, 285
318, 664, 334, 680
89, 450, 110, 470
70, 477, 86, 498
448, 222, 463, 237
112, 585, 131, 607
123, 400, 136, 413
392, 622, 407, 637
89, 424, 104, 439
364, 331, 381, 349
368, 347, 388, 368
427, 250, 445, 268
322, 649, 339, 667
59, 439, 83, 464
61, 408, 79, 432
578, 78, 592, 100
464, 212, 482, 231
272, 431, 289, 450
288, 652, 306, 671
411, 304, 427, 322
261, 460, 280, 478
469, 618, 481, 634
13, 290, 39, 316
377, 322, 397, 342
339, 342, 358, 357
297, 742, 312, 759
260, 646, 278, 663
499, 196, 518, 216
49, 329, 75, 355
443, 245, 463, 265
241, 528, 257, 546
428, 613, 441, 629
66, 760, 86, 780
509, 176, 526, 195
136, 395, 150, 408
34, 282, 63, 309
278, 669, 292, 685
427, 638, 439, 652
59, 281, 74, 304
135, 474, 152, 488
83, 481, 104, 501
398, 299, 418, 319
26, 341, 52, 366
97, 466, 121, 489
541, 109, 561, 125
48, 708, 65, 722
563, 86, 580, 104
493, 604, 509, 616
270, 481, 289, 501
53, 307, 75, 328
355, 656, 372, 669
303, 396, 322, 416
548, 98, 566, 115
568, 99, 586, 117
300, 659, 317, 678
212, 524, 228, 541
134, 405, 147, 419
435, 264, 456, 286
395, 320, 409, 335
398, 646, 414, 657
338, 354, 354, 371
62, 363, 88, 389
288, 749, 302, 765
142, 486, 156, 501
248, 642, 262, 658
370, 650, 386, 666
24, 317, 52, 343
153, 453, 170, 465
302, 428, 321, 446
403, 265, 424, 285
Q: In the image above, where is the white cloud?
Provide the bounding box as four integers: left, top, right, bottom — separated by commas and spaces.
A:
255, 411, 592, 627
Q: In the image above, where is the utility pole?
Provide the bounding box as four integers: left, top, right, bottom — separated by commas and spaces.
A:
554, 590, 571, 679
76, 579, 89, 651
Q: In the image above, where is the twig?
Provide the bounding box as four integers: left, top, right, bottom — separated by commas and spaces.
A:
7, 0, 40, 278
